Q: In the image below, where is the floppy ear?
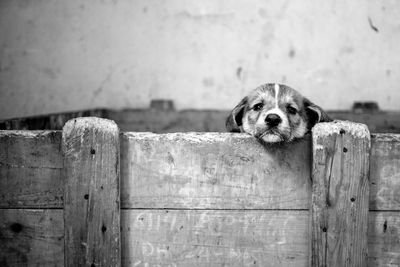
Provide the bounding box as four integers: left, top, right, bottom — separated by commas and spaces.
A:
304, 98, 332, 129
226, 97, 247, 132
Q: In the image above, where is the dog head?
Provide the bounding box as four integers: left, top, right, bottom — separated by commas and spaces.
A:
226, 83, 332, 143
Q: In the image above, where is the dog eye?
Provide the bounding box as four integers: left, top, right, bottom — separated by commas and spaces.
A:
253, 103, 263, 111
287, 106, 298, 114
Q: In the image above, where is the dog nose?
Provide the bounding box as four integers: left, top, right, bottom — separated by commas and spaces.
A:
265, 114, 282, 127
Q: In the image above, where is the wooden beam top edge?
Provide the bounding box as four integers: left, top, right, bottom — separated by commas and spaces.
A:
312, 120, 370, 140
0, 130, 61, 137
371, 133, 400, 142
121, 132, 257, 143
63, 117, 119, 137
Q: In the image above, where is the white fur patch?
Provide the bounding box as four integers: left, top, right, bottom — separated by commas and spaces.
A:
291, 119, 308, 139
274, 83, 279, 108
261, 134, 282, 143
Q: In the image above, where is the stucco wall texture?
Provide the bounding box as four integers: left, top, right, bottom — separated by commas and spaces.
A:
0, 0, 399, 119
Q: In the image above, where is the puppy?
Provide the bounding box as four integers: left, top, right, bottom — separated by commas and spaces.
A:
226, 83, 332, 143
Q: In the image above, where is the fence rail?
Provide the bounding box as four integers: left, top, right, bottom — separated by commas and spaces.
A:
1, 117, 400, 266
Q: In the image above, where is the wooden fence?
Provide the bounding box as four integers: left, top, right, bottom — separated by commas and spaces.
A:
0, 117, 399, 266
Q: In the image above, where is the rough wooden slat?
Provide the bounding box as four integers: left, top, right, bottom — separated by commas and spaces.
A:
0, 166, 63, 208
311, 121, 370, 267
368, 211, 400, 267
120, 132, 311, 209
63, 117, 121, 267
1, 132, 400, 210
0, 130, 63, 208
121, 209, 400, 267
0, 130, 63, 168
370, 134, 400, 211
0, 208, 396, 267
121, 209, 309, 267
0, 209, 64, 266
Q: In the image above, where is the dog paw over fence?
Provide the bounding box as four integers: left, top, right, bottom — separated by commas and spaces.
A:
1, 117, 399, 266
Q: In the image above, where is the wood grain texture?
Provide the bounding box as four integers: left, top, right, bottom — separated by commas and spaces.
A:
370, 134, 400, 211
0, 130, 63, 168
63, 117, 121, 267
0, 131, 63, 208
368, 211, 400, 267
311, 121, 370, 267
121, 209, 400, 267
121, 210, 309, 267
1, 132, 400, 210
120, 132, 311, 209
0, 209, 64, 266
0, 209, 397, 267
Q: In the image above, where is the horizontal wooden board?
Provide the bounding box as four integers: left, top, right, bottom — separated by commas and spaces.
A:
121, 210, 309, 267
1, 132, 400, 211
0, 166, 63, 208
0, 209, 397, 267
0, 130, 63, 168
368, 211, 400, 267
0, 131, 63, 208
370, 134, 400, 210
120, 132, 312, 209
0, 209, 64, 266
121, 209, 400, 267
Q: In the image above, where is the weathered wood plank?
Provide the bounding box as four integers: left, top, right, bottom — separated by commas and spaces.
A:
370, 134, 400, 211
368, 211, 400, 267
121, 210, 309, 267
0, 131, 63, 208
0, 130, 63, 168
121, 209, 400, 267
120, 132, 311, 209
311, 121, 370, 266
63, 117, 121, 267
0, 209, 396, 267
0, 166, 63, 208
0, 209, 64, 266
1, 131, 400, 210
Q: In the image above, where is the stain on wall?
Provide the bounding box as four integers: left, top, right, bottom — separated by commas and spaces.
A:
0, 0, 399, 119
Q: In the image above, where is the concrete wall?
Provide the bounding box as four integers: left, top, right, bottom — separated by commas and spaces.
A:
0, 0, 399, 119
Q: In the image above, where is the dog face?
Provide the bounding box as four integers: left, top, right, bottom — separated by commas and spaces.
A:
226, 83, 331, 143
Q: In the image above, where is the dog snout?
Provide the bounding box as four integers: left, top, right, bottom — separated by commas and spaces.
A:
265, 114, 282, 127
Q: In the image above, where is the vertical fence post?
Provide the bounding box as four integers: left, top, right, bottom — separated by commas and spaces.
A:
62, 117, 121, 267
310, 121, 370, 267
